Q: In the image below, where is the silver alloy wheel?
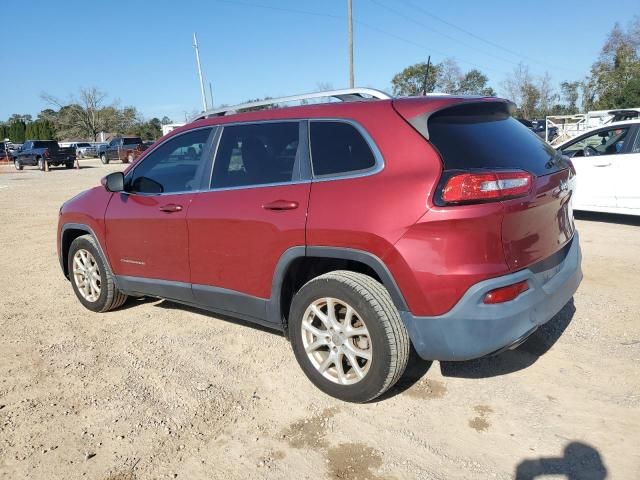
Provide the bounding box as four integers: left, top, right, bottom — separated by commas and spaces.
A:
72, 249, 101, 302
127, 153, 134, 163
301, 297, 372, 385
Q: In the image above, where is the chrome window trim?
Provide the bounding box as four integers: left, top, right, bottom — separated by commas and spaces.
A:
123, 126, 216, 197
307, 118, 385, 182
208, 120, 304, 191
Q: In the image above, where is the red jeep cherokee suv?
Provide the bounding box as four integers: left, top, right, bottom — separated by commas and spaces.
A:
57, 89, 582, 402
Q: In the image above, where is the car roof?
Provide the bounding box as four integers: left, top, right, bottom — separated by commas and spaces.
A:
183, 95, 506, 132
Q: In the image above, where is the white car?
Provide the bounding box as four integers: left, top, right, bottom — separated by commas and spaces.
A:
556, 119, 640, 216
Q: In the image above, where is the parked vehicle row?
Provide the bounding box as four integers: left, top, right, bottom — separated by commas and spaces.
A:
57, 88, 583, 402
97, 136, 148, 164
13, 140, 76, 170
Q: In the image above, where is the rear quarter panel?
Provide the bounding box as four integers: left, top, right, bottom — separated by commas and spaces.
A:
306, 103, 441, 260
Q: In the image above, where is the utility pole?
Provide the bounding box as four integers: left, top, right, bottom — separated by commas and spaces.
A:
421, 55, 431, 96
192, 32, 208, 112
347, 0, 354, 88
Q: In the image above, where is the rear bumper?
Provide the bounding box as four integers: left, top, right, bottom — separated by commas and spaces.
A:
400, 232, 582, 361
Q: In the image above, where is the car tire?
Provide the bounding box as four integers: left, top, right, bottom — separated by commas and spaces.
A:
65, 161, 74, 169
37, 157, 45, 171
14, 159, 23, 170
289, 270, 410, 403
126, 153, 134, 163
68, 234, 128, 313
100, 154, 109, 165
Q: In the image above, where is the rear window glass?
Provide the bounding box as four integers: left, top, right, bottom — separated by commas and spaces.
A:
123, 137, 142, 145
428, 103, 568, 176
310, 121, 376, 176
33, 141, 58, 149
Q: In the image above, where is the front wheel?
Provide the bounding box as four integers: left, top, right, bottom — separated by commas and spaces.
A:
289, 271, 410, 403
100, 154, 109, 164
37, 157, 46, 171
68, 235, 128, 312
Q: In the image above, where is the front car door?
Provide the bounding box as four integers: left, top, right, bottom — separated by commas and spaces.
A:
104, 127, 214, 299
187, 121, 311, 324
559, 125, 633, 211
19, 141, 33, 165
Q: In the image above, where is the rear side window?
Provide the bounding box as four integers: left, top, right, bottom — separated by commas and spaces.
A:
34, 141, 58, 149
428, 103, 568, 176
211, 122, 300, 188
123, 137, 142, 145
310, 121, 376, 176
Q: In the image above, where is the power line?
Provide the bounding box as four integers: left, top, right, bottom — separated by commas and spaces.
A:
368, 0, 522, 67
401, 0, 571, 73
211, 0, 509, 78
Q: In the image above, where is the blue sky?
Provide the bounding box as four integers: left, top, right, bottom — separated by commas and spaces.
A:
1, 0, 637, 122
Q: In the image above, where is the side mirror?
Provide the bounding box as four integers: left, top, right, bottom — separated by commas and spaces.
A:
102, 172, 125, 192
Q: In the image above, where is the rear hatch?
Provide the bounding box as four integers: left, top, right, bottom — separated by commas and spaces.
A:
395, 98, 575, 271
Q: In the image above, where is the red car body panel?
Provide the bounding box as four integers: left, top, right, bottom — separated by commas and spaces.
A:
187, 183, 310, 298
104, 192, 195, 283
501, 171, 575, 270
57, 187, 113, 266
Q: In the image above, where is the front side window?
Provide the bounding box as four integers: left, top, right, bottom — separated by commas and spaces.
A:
128, 128, 212, 194
309, 121, 376, 176
561, 127, 630, 157
211, 122, 300, 188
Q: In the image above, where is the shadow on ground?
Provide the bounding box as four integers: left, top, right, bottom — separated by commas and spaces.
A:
515, 441, 607, 479
439, 299, 576, 379
575, 210, 640, 226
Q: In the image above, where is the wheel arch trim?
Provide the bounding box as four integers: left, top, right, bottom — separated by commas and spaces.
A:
59, 223, 113, 279
269, 246, 409, 325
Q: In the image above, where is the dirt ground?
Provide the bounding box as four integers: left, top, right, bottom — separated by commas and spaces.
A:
0, 158, 638, 480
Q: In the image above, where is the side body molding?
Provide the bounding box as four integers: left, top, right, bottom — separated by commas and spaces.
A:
59, 231, 409, 330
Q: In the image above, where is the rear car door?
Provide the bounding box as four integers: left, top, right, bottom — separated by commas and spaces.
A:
559, 126, 632, 210
187, 121, 311, 323
613, 125, 640, 211
104, 127, 214, 291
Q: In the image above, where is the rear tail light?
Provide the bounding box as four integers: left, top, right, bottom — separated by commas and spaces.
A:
440, 170, 533, 204
483, 280, 529, 304
43, 148, 50, 158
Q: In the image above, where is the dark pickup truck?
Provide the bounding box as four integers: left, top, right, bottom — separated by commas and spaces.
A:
13, 140, 76, 171
97, 136, 147, 164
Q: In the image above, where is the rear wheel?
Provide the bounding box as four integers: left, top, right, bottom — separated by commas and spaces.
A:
14, 159, 23, 170
65, 160, 75, 169
289, 271, 410, 403
68, 235, 127, 312
37, 157, 45, 171
100, 153, 109, 164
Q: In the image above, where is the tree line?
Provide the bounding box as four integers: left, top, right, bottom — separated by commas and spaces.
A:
391, 17, 640, 119
1, 87, 173, 143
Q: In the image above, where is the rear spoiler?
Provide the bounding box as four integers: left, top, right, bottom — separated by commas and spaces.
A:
392, 97, 516, 140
